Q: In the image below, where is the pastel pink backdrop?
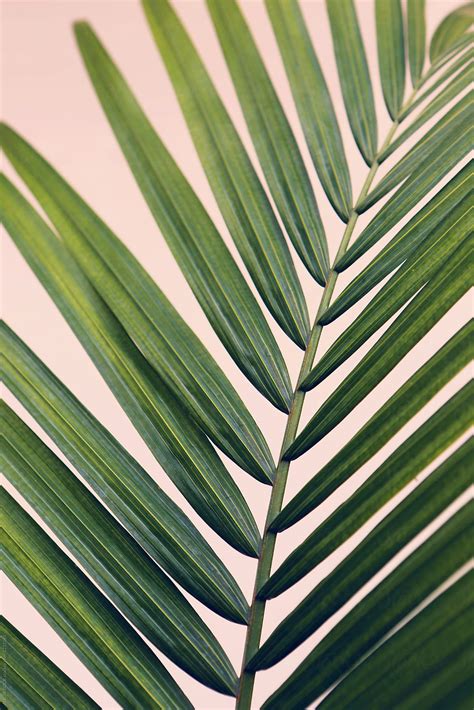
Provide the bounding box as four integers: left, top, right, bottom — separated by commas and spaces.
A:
2, 1, 470, 708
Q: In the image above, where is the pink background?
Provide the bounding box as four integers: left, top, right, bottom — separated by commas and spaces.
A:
2, 1, 470, 708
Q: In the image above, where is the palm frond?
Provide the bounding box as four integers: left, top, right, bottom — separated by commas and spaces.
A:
2, 1, 471, 707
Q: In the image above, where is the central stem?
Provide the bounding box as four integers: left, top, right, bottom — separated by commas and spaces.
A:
236, 81, 425, 709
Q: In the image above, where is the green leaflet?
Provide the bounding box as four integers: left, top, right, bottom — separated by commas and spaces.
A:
0, 177, 261, 572
326, 0, 378, 165
336, 141, 471, 272
2, 491, 192, 710
207, 0, 330, 280
430, 2, 474, 62
380, 66, 472, 161
321, 571, 474, 709
265, 0, 352, 221
375, 0, 405, 119
2, 405, 237, 696
397, 654, 474, 710
407, 0, 426, 86
402, 46, 473, 120
287, 236, 470, 458
262, 383, 472, 598
0, 127, 275, 485
1, 618, 99, 709
271, 322, 472, 533
139, 2, 312, 344
67, 27, 292, 414
358, 93, 471, 211
262, 503, 473, 709
323, 165, 471, 324
309, 197, 468, 386
251, 441, 472, 669
0, 322, 249, 621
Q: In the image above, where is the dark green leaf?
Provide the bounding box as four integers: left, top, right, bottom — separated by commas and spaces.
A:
1, 618, 99, 709
336, 141, 471, 272
375, 0, 405, 119
0, 126, 275, 484
272, 321, 472, 532
380, 66, 471, 161
265, 0, 353, 221
323, 165, 470, 324
310, 196, 468, 385
139, 2, 312, 343
430, 2, 474, 62
262, 503, 473, 708
326, 0, 378, 164
207, 0, 330, 280
2, 405, 237, 695
0, 176, 261, 572
62, 27, 293, 414
0, 322, 249, 620
407, 0, 426, 86
263, 384, 471, 597
288, 237, 470, 457
251, 441, 471, 668
321, 571, 473, 709
358, 93, 471, 211
3, 490, 193, 710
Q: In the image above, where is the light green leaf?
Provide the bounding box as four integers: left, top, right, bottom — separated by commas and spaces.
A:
207, 0, 330, 280
407, 0, 426, 86
1, 618, 99, 710
0, 126, 275, 484
336, 141, 471, 272
251, 442, 472, 669
265, 0, 353, 221
430, 2, 474, 62
375, 0, 405, 119
2, 404, 237, 696
271, 322, 472, 533
326, 0, 378, 164
139, 2, 312, 343
262, 503, 473, 709
310, 197, 468, 386
323, 165, 470, 324
0, 322, 249, 621
62, 27, 293, 414
405, 45, 473, 119
320, 571, 473, 709
263, 384, 471, 597
288, 236, 470, 457
3, 490, 193, 710
358, 93, 471, 211
0, 177, 261, 570
380, 66, 472, 161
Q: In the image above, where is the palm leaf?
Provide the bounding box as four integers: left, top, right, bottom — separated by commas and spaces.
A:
265, 0, 353, 221
140, 0, 312, 343
407, 0, 426, 86
3, 1, 471, 707
375, 0, 405, 119
1, 321, 249, 621
206, 0, 330, 279
3, 490, 193, 709
2, 403, 237, 695
262, 503, 472, 708
326, 0, 378, 164
0, 176, 261, 563
320, 571, 473, 709
0, 127, 275, 482
60, 25, 293, 414
1, 618, 99, 709
251, 441, 472, 669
